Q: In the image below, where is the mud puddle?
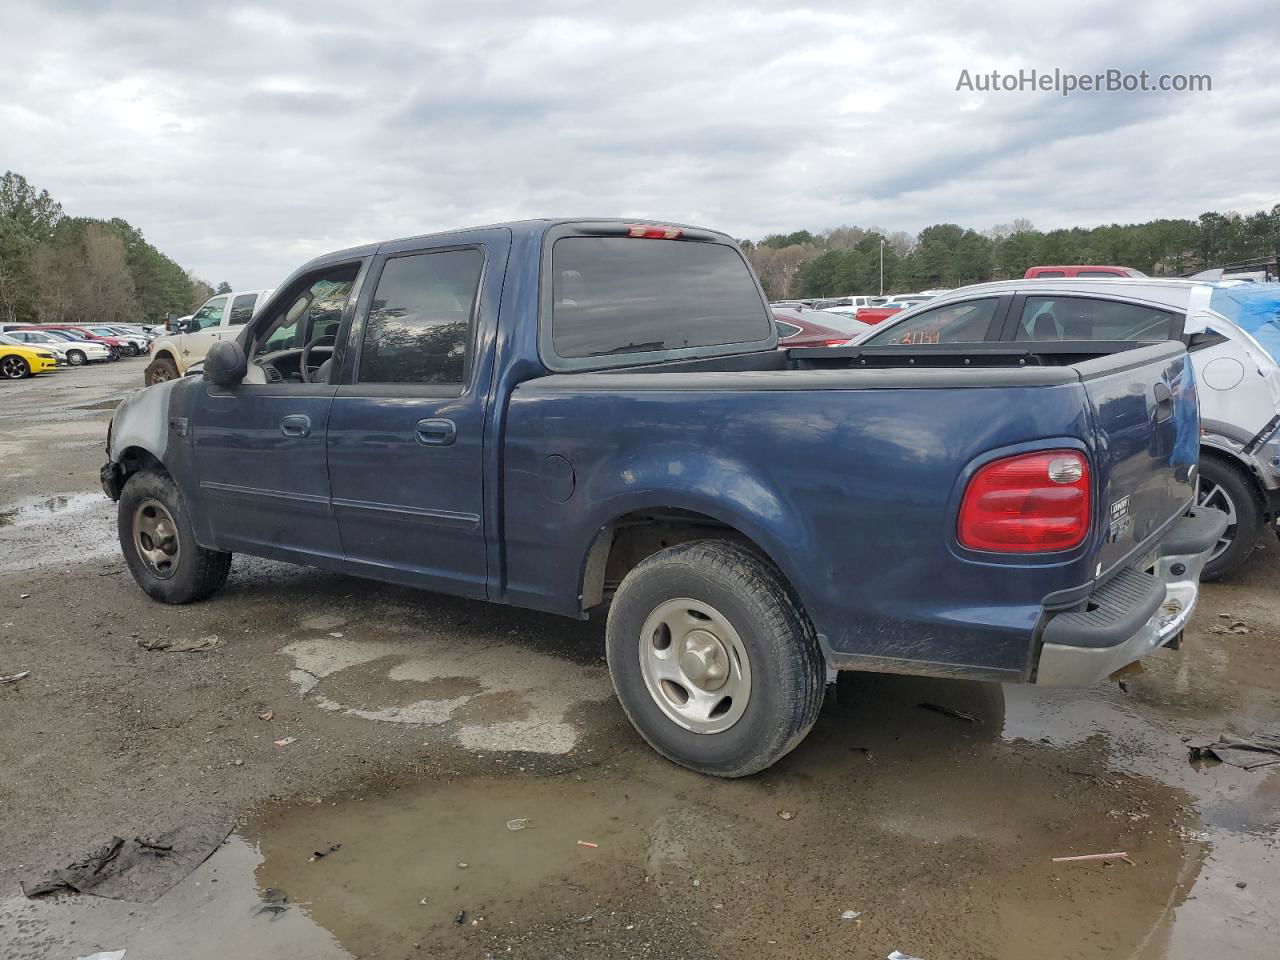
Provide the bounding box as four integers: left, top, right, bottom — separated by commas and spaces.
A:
3, 671, 1218, 959
0, 492, 116, 572
1002, 647, 1280, 959
0, 837, 348, 960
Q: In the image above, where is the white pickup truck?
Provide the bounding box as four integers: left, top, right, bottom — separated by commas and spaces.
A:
144, 289, 273, 385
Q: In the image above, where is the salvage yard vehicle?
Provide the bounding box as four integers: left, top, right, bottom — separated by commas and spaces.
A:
0, 330, 111, 366
0, 342, 58, 378
145, 289, 273, 385
857, 277, 1280, 579
773, 307, 871, 348
1024, 265, 1147, 279
22, 324, 132, 359
101, 218, 1225, 777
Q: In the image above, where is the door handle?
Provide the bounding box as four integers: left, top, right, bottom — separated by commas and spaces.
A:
1153, 382, 1174, 423
416, 418, 457, 446
280, 414, 312, 438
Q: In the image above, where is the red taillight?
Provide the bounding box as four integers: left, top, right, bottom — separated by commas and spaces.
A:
626, 224, 683, 239
958, 450, 1090, 553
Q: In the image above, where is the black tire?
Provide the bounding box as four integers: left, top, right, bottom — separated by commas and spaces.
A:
1, 354, 31, 379
144, 356, 179, 385
122, 344, 138, 357
118, 468, 232, 604
606, 540, 825, 777
107, 347, 119, 361
1197, 456, 1263, 581
67, 349, 87, 366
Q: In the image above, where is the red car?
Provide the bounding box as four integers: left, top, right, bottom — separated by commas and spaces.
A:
1023, 265, 1146, 279
774, 308, 870, 348
853, 305, 904, 325
23, 325, 135, 358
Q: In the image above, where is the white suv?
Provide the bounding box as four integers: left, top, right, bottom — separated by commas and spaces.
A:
145, 289, 273, 384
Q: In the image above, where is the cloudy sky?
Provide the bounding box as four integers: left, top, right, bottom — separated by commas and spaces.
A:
2, 0, 1276, 288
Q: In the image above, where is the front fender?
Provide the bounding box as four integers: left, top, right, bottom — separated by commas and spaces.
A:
106, 377, 190, 466
148, 339, 183, 372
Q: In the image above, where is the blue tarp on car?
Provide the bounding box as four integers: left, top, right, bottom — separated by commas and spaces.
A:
1210, 285, 1280, 360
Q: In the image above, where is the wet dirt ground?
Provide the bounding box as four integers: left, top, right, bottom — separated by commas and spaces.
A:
1, 362, 1277, 959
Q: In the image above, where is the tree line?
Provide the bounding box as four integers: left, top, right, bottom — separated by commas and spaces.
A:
0, 171, 223, 326
742, 207, 1280, 300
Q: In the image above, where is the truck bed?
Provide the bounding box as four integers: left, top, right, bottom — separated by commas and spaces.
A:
502, 340, 1197, 681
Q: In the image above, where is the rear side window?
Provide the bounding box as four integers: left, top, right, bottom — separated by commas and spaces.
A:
1076, 270, 1122, 278
228, 293, 258, 325
1032, 270, 1066, 278
549, 237, 771, 360
358, 248, 484, 386
862, 298, 1001, 346
1014, 296, 1178, 341
775, 320, 801, 337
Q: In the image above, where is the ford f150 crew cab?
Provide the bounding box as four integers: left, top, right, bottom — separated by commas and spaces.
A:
100, 218, 1226, 777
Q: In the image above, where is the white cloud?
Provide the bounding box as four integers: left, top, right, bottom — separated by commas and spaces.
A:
2, 0, 1274, 288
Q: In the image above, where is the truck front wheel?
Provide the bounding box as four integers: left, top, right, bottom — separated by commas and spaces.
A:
145, 356, 179, 385
606, 540, 825, 777
118, 468, 232, 603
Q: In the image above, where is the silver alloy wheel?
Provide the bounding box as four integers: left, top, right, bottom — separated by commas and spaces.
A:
67, 350, 86, 366
638, 598, 752, 734
1197, 478, 1238, 563
1, 355, 28, 378
132, 498, 181, 579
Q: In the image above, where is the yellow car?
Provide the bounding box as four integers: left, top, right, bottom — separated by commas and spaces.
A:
0, 343, 59, 379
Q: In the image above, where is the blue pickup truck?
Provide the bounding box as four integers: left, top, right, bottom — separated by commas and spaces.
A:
101, 219, 1226, 776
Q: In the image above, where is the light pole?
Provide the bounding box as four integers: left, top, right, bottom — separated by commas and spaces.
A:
879, 238, 885, 296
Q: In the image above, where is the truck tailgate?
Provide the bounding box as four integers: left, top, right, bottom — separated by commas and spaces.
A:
1076, 342, 1198, 577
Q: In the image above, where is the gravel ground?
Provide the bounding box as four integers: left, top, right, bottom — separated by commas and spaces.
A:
1, 361, 1277, 959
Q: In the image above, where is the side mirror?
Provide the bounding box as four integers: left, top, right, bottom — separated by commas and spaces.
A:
204, 339, 248, 387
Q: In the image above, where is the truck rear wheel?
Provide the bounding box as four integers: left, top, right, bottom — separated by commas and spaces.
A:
606, 540, 824, 777
145, 356, 179, 385
1197, 457, 1262, 581
118, 468, 232, 603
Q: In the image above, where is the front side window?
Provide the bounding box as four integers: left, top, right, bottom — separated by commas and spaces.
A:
1014, 297, 1178, 341
257, 270, 357, 356
549, 237, 772, 360
190, 296, 227, 331
357, 248, 484, 385
228, 293, 258, 325
862, 298, 1001, 346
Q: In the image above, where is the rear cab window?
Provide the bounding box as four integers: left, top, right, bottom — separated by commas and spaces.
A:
540, 227, 774, 370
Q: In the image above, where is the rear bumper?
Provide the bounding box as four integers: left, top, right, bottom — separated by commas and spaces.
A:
1034, 507, 1229, 687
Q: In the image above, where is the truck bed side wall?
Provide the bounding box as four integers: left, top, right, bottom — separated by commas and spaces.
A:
503, 376, 1103, 681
